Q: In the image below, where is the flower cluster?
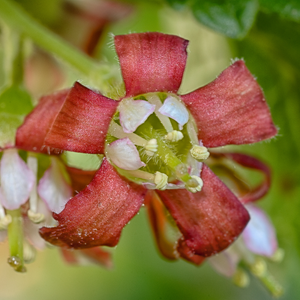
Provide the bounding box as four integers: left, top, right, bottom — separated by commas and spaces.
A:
1, 32, 278, 281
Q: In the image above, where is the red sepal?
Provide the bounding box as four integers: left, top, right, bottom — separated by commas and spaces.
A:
181, 60, 277, 147
145, 191, 178, 261
213, 152, 271, 204
61, 247, 113, 268
66, 166, 97, 194
40, 159, 146, 248
45, 82, 118, 154
177, 237, 205, 266
115, 32, 188, 97
16, 89, 69, 154
157, 164, 250, 257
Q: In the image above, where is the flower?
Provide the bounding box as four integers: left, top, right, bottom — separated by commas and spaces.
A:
146, 152, 277, 263
205, 152, 282, 296
20, 32, 277, 257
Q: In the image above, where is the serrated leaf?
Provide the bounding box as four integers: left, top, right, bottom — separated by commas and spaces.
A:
259, 0, 300, 22
191, 0, 258, 39
0, 84, 33, 148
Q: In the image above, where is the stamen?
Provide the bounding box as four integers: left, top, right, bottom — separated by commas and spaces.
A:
0, 214, 12, 229
190, 145, 210, 161
249, 258, 283, 297
124, 169, 156, 182
186, 120, 199, 145
23, 241, 36, 263
145, 139, 158, 156
123, 169, 168, 190
270, 248, 285, 262
27, 209, 45, 223
165, 130, 184, 142
185, 176, 203, 193
250, 257, 267, 277
0, 202, 11, 229
109, 122, 148, 147
27, 154, 45, 223
154, 172, 168, 190
232, 268, 250, 288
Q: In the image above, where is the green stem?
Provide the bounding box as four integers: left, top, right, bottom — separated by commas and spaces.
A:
7, 209, 26, 273
0, 0, 109, 80
2, 22, 24, 86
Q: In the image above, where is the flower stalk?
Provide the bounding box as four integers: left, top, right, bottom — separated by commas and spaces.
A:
0, 0, 114, 90
7, 209, 26, 272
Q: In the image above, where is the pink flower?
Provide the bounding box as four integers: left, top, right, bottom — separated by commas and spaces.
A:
18, 32, 277, 257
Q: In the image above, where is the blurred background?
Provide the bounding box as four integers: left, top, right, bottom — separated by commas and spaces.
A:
0, 0, 300, 299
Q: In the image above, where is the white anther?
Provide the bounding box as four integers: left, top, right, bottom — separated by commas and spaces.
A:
190, 145, 210, 161
0, 215, 12, 229
164, 130, 183, 142
186, 176, 203, 193
154, 172, 168, 190
145, 139, 158, 157
28, 209, 45, 224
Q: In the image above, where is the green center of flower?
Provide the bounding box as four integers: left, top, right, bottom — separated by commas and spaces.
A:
105, 92, 210, 192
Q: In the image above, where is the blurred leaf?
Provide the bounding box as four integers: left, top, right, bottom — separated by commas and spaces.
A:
191, 0, 258, 39
259, 0, 300, 22
163, 0, 259, 38
232, 12, 300, 255
0, 84, 33, 147
15, 0, 64, 26
164, 0, 189, 10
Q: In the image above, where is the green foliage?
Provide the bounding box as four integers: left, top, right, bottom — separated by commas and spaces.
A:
164, 0, 300, 38
232, 12, 300, 268
191, 0, 258, 39
0, 84, 33, 147
259, 0, 300, 22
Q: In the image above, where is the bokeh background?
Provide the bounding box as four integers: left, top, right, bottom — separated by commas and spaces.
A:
0, 0, 300, 299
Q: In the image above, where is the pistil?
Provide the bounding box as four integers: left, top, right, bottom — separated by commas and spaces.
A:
7, 208, 26, 272
153, 129, 202, 190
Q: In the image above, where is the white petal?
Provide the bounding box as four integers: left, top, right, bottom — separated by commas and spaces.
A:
0, 149, 35, 210
118, 98, 155, 133
106, 138, 146, 170
38, 158, 72, 214
208, 251, 239, 277
158, 96, 189, 130
242, 205, 277, 257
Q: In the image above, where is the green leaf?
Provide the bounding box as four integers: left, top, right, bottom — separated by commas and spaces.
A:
232, 11, 300, 255
259, 0, 300, 22
191, 0, 259, 39
164, 0, 189, 10
0, 84, 33, 148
